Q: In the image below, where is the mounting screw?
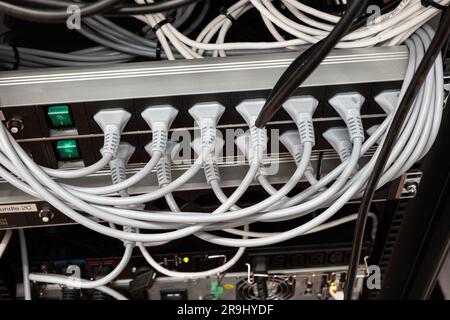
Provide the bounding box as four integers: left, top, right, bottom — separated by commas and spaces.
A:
6, 118, 24, 134
38, 207, 54, 223
404, 182, 418, 196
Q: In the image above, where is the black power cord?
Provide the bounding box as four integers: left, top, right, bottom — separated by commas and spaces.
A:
266, 39, 324, 103
351, 0, 402, 31
344, 5, 450, 300
2, 0, 204, 22
255, 0, 369, 128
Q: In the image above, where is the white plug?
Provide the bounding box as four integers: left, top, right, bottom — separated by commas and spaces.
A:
109, 142, 136, 166
279, 130, 314, 174
282, 96, 318, 146
105, 142, 136, 186
189, 102, 225, 125
145, 141, 181, 187
191, 135, 224, 161
236, 99, 267, 163
94, 109, 131, 157
141, 105, 178, 154
374, 90, 400, 115
329, 92, 365, 143
94, 108, 131, 134
188, 102, 225, 157
323, 127, 353, 162
191, 135, 224, 184
236, 99, 265, 127
141, 105, 178, 131
235, 131, 267, 177
107, 142, 143, 212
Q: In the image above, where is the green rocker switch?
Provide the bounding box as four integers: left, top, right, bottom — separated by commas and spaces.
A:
56, 140, 80, 160
48, 105, 73, 127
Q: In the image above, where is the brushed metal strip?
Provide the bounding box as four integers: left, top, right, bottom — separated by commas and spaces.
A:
0, 47, 408, 107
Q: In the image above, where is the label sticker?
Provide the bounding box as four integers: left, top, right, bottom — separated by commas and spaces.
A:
0, 203, 38, 213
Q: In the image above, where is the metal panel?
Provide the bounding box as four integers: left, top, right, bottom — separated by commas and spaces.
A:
0, 47, 408, 107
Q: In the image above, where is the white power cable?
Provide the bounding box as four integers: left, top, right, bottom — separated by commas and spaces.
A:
0, 25, 443, 284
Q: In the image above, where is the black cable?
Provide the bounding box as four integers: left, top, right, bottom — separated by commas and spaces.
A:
282, 0, 398, 90
11, 45, 19, 70
344, 5, 450, 300
421, 0, 448, 10
0, 0, 124, 22
351, 0, 402, 31
266, 39, 324, 104
255, 0, 369, 128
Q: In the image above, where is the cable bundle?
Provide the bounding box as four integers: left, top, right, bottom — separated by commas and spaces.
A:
120, 0, 450, 59
0, 0, 448, 68
0, 22, 444, 298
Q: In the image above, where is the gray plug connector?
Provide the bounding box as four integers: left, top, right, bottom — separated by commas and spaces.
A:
375, 90, 400, 115
141, 105, 178, 155
279, 130, 314, 174
145, 141, 181, 187
189, 102, 225, 124
105, 142, 136, 186
189, 102, 225, 157
236, 99, 268, 163
191, 135, 224, 184
329, 92, 365, 143
282, 96, 318, 146
322, 127, 353, 162
94, 109, 132, 157
236, 99, 265, 127
107, 142, 143, 213
235, 131, 267, 177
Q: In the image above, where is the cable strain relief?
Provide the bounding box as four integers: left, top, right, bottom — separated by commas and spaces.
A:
298, 119, 315, 146
111, 163, 127, 185
249, 126, 267, 163
201, 123, 217, 155
204, 160, 220, 184
122, 227, 136, 247
293, 151, 305, 166
156, 159, 172, 187
150, 129, 168, 155
338, 144, 352, 162
347, 116, 365, 143
102, 130, 120, 157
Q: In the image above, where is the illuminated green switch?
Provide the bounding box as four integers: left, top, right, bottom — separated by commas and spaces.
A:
56, 140, 80, 160
48, 105, 73, 127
